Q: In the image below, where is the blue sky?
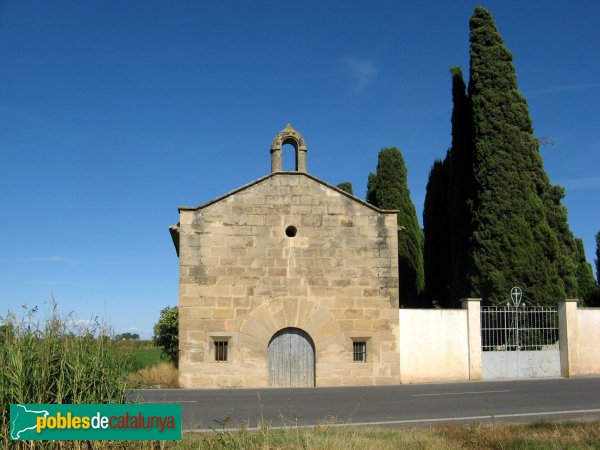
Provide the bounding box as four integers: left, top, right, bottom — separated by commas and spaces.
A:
1, 1, 598, 338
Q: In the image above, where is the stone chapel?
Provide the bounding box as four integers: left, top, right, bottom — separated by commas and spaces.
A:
169, 125, 401, 388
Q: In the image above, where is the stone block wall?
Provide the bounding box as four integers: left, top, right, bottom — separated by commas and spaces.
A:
176, 172, 399, 388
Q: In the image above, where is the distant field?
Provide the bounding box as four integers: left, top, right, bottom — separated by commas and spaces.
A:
113, 340, 166, 371
130, 348, 165, 370
113, 339, 156, 351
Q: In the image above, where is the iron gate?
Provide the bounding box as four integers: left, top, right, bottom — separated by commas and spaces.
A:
480, 305, 560, 379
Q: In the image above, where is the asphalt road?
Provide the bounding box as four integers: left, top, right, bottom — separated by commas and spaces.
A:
130, 377, 600, 431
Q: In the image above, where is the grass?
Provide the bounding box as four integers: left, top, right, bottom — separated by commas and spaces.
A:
129, 349, 166, 371
432, 420, 600, 449
111, 338, 177, 388
4, 420, 600, 449
129, 362, 179, 388
191, 423, 448, 449
0, 304, 132, 449
112, 339, 167, 372
177, 418, 600, 449
113, 340, 157, 352
0, 306, 131, 406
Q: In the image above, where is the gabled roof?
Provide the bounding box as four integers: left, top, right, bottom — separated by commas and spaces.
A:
169, 171, 400, 256
177, 171, 398, 215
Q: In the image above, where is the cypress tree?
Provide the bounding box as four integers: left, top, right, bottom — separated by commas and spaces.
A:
423, 66, 473, 307
446, 66, 474, 304
542, 185, 578, 297
539, 180, 600, 303
423, 157, 451, 307
366, 173, 378, 206
587, 231, 600, 306
596, 231, 600, 283
368, 148, 425, 307
574, 238, 596, 303
467, 6, 564, 305
336, 182, 354, 195
423, 7, 592, 307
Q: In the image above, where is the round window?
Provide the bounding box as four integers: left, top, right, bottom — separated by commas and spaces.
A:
285, 226, 297, 237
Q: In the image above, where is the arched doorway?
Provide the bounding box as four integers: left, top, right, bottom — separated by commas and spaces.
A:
268, 328, 315, 387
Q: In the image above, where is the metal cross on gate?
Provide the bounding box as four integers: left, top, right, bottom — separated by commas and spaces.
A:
509, 286, 524, 308
508, 286, 524, 350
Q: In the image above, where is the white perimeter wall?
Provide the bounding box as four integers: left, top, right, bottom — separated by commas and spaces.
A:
397, 301, 600, 384
398, 309, 470, 383
575, 308, 600, 375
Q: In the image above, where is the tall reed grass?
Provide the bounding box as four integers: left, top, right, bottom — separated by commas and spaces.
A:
0, 305, 132, 448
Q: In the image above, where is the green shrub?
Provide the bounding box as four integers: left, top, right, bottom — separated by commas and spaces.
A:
153, 306, 179, 367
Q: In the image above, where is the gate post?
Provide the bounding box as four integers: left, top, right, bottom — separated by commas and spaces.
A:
559, 299, 579, 377
461, 298, 482, 380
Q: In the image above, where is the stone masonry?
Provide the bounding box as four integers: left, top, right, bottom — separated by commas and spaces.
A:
170, 125, 400, 388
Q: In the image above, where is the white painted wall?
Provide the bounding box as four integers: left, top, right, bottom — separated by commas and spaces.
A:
576, 308, 600, 375
396, 301, 600, 385
398, 309, 470, 383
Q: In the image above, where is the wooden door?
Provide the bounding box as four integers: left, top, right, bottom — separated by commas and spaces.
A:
268, 328, 315, 387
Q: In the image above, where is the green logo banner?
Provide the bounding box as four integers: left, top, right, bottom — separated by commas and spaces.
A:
10, 404, 181, 440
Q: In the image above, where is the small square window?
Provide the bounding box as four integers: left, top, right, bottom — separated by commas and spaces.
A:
215, 341, 228, 362
353, 341, 367, 362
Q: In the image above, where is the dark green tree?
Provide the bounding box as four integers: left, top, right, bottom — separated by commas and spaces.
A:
368, 148, 425, 307
114, 332, 140, 340
541, 182, 584, 301
466, 6, 565, 305
596, 231, 600, 283
447, 66, 475, 304
423, 158, 451, 307
366, 173, 378, 206
588, 232, 600, 306
574, 238, 596, 303
336, 182, 354, 195
423, 7, 592, 307
153, 306, 179, 367
423, 66, 473, 307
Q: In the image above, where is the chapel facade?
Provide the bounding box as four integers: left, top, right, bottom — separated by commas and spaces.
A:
169, 125, 401, 388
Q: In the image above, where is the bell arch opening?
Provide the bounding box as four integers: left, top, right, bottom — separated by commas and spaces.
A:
282, 142, 298, 171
